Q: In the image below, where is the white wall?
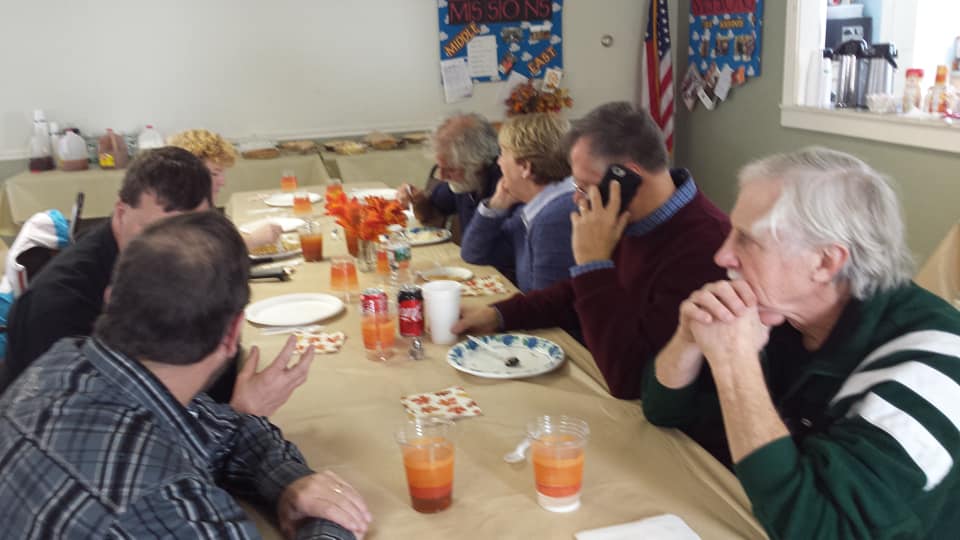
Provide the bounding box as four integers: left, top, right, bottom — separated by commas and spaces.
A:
0, 0, 651, 159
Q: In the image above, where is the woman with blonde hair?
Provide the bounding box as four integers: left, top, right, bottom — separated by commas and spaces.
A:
168, 129, 280, 249
460, 113, 576, 292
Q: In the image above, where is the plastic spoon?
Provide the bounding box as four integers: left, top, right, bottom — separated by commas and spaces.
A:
467, 335, 520, 367
503, 437, 531, 463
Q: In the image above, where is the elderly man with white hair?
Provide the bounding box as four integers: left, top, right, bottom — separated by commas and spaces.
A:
643, 147, 960, 539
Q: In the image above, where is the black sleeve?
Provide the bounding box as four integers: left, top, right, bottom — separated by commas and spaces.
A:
4, 287, 99, 389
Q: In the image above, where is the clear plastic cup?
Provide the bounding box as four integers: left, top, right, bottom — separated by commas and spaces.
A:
297, 220, 324, 262
526, 415, 589, 512
395, 418, 456, 513
330, 256, 359, 300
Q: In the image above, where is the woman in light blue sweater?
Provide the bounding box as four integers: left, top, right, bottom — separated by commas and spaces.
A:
460, 113, 576, 293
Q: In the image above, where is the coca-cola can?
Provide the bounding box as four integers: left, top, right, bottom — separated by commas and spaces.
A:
398, 284, 424, 337
361, 288, 388, 316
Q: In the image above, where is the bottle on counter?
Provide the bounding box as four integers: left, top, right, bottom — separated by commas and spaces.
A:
903, 68, 924, 113
805, 48, 834, 108
137, 124, 165, 151
48, 122, 62, 166
28, 110, 55, 172
58, 131, 90, 171
98, 128, 130, 169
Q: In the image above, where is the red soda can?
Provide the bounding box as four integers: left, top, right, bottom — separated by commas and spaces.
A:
361, 288, 388, 316
398, 284, 424, 337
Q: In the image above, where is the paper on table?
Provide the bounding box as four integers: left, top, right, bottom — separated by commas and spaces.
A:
401, 386, 483, 420
467, 35, 498, 79
441, 57, 473, 104
575, 514, 701, 540
497, 70, 529, 101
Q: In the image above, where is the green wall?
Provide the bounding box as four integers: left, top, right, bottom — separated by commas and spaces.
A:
674, 1, 960, 264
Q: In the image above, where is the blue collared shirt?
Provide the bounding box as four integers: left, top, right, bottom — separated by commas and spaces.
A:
570, 169, 698, 278
521, 176, 575, 229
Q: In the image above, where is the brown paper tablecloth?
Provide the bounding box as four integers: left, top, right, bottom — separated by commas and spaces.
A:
228, 188, 766, 540
1, 154, 329, 235
321, 147, 434, 188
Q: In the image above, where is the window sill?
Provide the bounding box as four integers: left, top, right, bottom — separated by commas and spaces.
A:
780, 105, 960, 155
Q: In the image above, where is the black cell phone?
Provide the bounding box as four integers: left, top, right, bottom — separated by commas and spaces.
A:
597, 164, 642, 214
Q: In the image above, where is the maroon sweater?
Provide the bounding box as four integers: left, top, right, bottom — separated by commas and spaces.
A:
495, 189, 730, 399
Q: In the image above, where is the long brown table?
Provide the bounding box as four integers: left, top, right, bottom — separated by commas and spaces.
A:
228, 187, 766, 539
1, 153, 330, 236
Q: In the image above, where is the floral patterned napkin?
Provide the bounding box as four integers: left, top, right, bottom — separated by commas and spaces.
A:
461, 275, 510, 297
401, 386, 483, 420
294, 331, 347, 354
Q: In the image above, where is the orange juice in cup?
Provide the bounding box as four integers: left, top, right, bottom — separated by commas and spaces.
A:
360, 288, 395, 361
376, 242, 391, 278
361, 313, 396, 359
330, 257, 358, 299
297, 220, 324, 262
292, 192, 312, 216
280, 169, 298, 192
326, 178, 343, 196
396, 419, 455, 513
527, 416, 589, 512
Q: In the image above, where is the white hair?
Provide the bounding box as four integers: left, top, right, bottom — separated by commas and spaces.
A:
429, 113, 499, 191
739, 147, 914, 300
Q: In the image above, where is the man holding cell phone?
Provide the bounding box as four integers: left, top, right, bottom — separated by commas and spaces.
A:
454, 102, 730, 400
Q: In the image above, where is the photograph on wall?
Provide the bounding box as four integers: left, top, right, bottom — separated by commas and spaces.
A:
438, 0, 564, 83
688, 0, 763, 88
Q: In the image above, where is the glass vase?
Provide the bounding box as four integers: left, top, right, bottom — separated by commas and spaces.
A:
356, 238, 377, 272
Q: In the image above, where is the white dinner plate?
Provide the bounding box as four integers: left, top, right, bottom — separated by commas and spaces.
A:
245, 293, 345, 326
405, 226, 452, 246
419, 266, 474, 282
447, 334, 565, 379
349, 188, 398, 200
263, 192, 322, 207
248, 233, 302, 261
238, 217, 305, 234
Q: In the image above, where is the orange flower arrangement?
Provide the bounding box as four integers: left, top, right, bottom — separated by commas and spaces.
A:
505, 81, 573, 116
325, 191, 407, 243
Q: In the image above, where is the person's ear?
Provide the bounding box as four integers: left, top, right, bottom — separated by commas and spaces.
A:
114, 200, 126, 222
812, 243, 849, 284
519, 159, 533, 179
220, 313, 245, 358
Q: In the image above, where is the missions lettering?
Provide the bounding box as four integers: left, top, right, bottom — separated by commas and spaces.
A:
449, 0, 552, 24
691, 0, 756, 17
443, 22, 482, 57
526, 45, 556, 76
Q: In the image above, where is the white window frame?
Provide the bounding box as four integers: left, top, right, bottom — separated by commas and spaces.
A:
780, 0, 960, 155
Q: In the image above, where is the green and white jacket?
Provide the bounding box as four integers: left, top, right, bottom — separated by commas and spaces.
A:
643, 283, 960, 539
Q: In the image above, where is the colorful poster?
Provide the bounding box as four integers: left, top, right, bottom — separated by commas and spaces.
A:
438, 0, 563, 83
688, 0, 763, 87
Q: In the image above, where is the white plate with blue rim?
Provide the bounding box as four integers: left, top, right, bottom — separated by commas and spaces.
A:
446, 334, 565, 379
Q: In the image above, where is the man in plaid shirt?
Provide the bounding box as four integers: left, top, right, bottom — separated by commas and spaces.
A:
0, 212, 372, 539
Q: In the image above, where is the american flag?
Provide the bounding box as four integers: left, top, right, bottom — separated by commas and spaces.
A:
641, 0, 674, 152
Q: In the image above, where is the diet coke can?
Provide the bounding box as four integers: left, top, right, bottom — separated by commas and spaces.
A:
398, 284, 424, 337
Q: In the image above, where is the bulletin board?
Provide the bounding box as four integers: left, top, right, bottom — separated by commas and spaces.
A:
688, 0, 763, 83
437, 0, 564, 83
